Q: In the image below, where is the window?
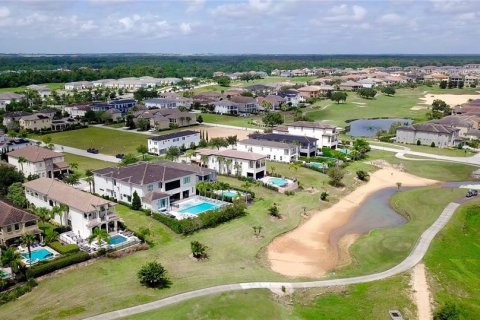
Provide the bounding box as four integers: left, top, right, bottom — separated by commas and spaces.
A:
280, 156, 283, 161
148, 185, 153, 192
14, 224, 20, 231
6, 225, 12, 232
183, 177, 191, 184
158, 182, 162, 188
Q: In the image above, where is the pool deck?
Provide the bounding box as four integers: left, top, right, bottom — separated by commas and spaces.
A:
168, 196, 230, 220
260, 176, 299, 194
19, 246, 60, 266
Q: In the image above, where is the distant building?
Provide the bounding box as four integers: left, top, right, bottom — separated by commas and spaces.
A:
0, 92, 25, 111
213, 100, 239, 115
7, 145, 69, 178
396, 122, 462, 148
237, 139, 298, 163
286, 121, 339, 149
145, 98, 177, 109
19, 114, 52, 131
248, 132, 318, 157
90, 99, 136, 115
148, 130, 200, 155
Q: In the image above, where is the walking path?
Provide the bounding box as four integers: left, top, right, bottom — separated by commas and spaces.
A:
370, 144, 480, 166
83, 201, 460, 320
411, 263, 433, 320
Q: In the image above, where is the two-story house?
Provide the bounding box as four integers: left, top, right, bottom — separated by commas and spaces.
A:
93, 161, 208, 212
213, 100, 239, 115
7, 145, 70, 178
0, 200, 40, 246
145, 98, 177, 109
236, 139, 298, 163
148, 130, 200, 155
248, 132, 318, 157
195, 149, 266, 179
19, 114, 52, 131
24, 178, 119, 239
286, 121, 339, 149
229, 96, 258, 114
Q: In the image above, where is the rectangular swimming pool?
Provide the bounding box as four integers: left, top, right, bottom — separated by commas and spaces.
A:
109, 234, 128, 246
178, 201, 220, 215
22, 248, 55, 264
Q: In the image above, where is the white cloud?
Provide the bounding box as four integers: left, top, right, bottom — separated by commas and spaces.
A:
325, 4, 367, 22
0, 6, 11, 19
180, 22, 192, 35
186, 0, 205, 13
378, 13, 404, 25
430, 0, 480, 13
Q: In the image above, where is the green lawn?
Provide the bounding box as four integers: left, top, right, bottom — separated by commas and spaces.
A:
200, 113, 263, 128
125, 274, 415, 320
0, 161, 375, 320
306, 88, 427, 126
366, 150, 477, 181
0, 82, 64, 93
191, 85, 230, 93
63, 153, 113, 177
31, 127, 149, 155
335, 187, 465, 277
370, 141, 475, 157
419, 84, 480, 95
424, 201, 480, 318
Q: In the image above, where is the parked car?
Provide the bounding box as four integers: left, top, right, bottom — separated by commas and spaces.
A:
466, 189, 478, 198
87, 148, 99, 154
115, 153, 125, 159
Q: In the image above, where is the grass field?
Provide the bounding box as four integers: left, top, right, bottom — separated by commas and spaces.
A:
335, 187, 465, 277
125, 274, 415, 320
0, 82, 64, 93
366, 150, 477, 181
200, 113, 263, 128
63, 153, 114, 176
31, 127, 149, 155
419, 84, 480, 95
425, 201, 480, 318
370, 141, 474, 157
0, 161, 374, 320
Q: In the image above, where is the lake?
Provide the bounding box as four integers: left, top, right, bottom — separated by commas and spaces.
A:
347, 118, 412, 137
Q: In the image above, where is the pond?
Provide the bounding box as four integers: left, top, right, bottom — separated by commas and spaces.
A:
329, 188, 407, 250
347, 118, 412, 137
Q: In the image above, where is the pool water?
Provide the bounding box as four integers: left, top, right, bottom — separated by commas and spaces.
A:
109, 234, 128, 245
337, 148, 351, 155
178, 201, 220, 215
269, 177, 288, 187
222, 191, 239, 198
308, 162, 328, 169
22, 248, 54, 263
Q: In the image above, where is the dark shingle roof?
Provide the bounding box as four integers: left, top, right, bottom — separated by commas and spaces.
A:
398, 122, 460, 134
288, 121, 336, 129
248, 132, 318, 145
148, 130, 199, 142
0, 200, 39, 227
93, 162, 195, 184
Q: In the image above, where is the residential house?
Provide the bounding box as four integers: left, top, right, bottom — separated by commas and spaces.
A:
104, 108, 123, 122
64, 104, 91, 118
286, 121, 339, 149
237, 139, 298, 163
7, 145, 69, 178
133, 108, 196, 130
193, 91, 224, 105
339, 81, 362, 91
64, 81, 94, 90
297, 85, 331, 98
243, 84, 276, 96
148, 130, 200, 155
90, 99, 136, 115
19, 114, 52, 131
0, 92, 25, 111
2, 111, 32, 130
26, 85, 51, 98
145, 98, 177, 109
24, 178, 119, 239
213, 100, 239, 115
229, 96, 258, 114
93, 161, 209, 212
195, 149, 266, 179
256, 95, 285, 110
277, 89, 303, 107
430, 115, 480, 137
0, 200, 40, 246
396, 122, 462, 148
248, 132, 318, 157
0, 130, 32, 154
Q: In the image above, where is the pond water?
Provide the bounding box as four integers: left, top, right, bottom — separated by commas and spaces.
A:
347, 118, 412, 137
329, 188, 407, 250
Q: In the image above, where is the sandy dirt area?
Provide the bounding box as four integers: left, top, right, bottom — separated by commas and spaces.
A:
411, 263, 433, 320
420, 93, 480, 106
267, 168, 437, 278
198, 125, 253, 140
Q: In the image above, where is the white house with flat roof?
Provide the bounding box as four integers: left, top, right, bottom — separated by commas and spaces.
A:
236, 139, 298, 163
287, 121, 339, 149
195, 149, 266, 179
147, 130, 200, 155
24, 178, 119, 239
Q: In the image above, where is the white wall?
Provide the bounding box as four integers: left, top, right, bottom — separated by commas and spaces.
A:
236, 143, 298, 163
288, 126, 338, 148
148, 133, 200, 155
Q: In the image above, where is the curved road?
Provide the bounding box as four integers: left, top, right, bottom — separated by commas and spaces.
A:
84, 201, 460, 320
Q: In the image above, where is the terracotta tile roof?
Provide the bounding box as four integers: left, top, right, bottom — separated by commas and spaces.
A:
0, 200, 39, 227
23, 178, 112, 213
7, 146, 64, 163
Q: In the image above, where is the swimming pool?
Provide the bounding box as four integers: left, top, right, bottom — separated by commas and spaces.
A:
222, 190, 240, 198
109, 234, 128, 246
22, 248, 55, 264
308, 162, 328, 169
178, 201, 221, 215
268, 177, 289, 187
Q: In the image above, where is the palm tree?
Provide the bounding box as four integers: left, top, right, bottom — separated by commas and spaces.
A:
52, 204, 69, 226
20, 233, 36, 267
225, 159, 233, 175
85, 175, 94, 193
270, 165, 276, 176
200, 155, 209, 168
69, 162, 79, 174
216, 156, 225, 174
88, 228, 110, 246
34, 207, 53, 227
241, 181, 252, 204
234, 161, 242, 176
18, 156, 27, 173
1, 247, 22, 273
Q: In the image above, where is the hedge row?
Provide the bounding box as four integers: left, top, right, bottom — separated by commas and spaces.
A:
0, 279, 38, 306
26, 251, 90, 279
49, 241, 80, 255
153, 203, 247, 235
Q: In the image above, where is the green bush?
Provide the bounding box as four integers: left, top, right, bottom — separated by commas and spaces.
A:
0, 279, 38, 306
49, 241, 80, 255
26, 252, 90, 279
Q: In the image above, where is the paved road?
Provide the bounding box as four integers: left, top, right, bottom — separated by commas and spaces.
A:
371, 144, 480, 166
83, 201, 460, 320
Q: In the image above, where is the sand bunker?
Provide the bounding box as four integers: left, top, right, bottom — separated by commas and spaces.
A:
267, 168, 437, 278
420, 93, 480, 106
410, 105, 429, 111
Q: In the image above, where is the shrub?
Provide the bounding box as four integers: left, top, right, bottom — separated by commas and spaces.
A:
417, 139, 421, 145
138, 261, 170, 288
327, 167, 345, 187
268, 204, 281, 218
434, 303, 460, 320
284, 190, 295, 196
356, 170, 369, 181
320, 191, 329, 201
0, 279, 37, 306
26, 252, 90, 278
191, 241, 208, 259
131, 191, 141, 210
49, 241, 80, 255
431, 142, 436, 147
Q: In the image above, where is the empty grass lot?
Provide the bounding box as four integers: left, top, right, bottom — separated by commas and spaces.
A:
0, 83, 64, 93
370, 141, 475, 157
31, 127, 149, 155
124, 274, 415, 320
425, 201, 480, 318
63, 153, 114, 176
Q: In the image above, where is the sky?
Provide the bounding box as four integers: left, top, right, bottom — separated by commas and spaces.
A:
0, 0, 480, 54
